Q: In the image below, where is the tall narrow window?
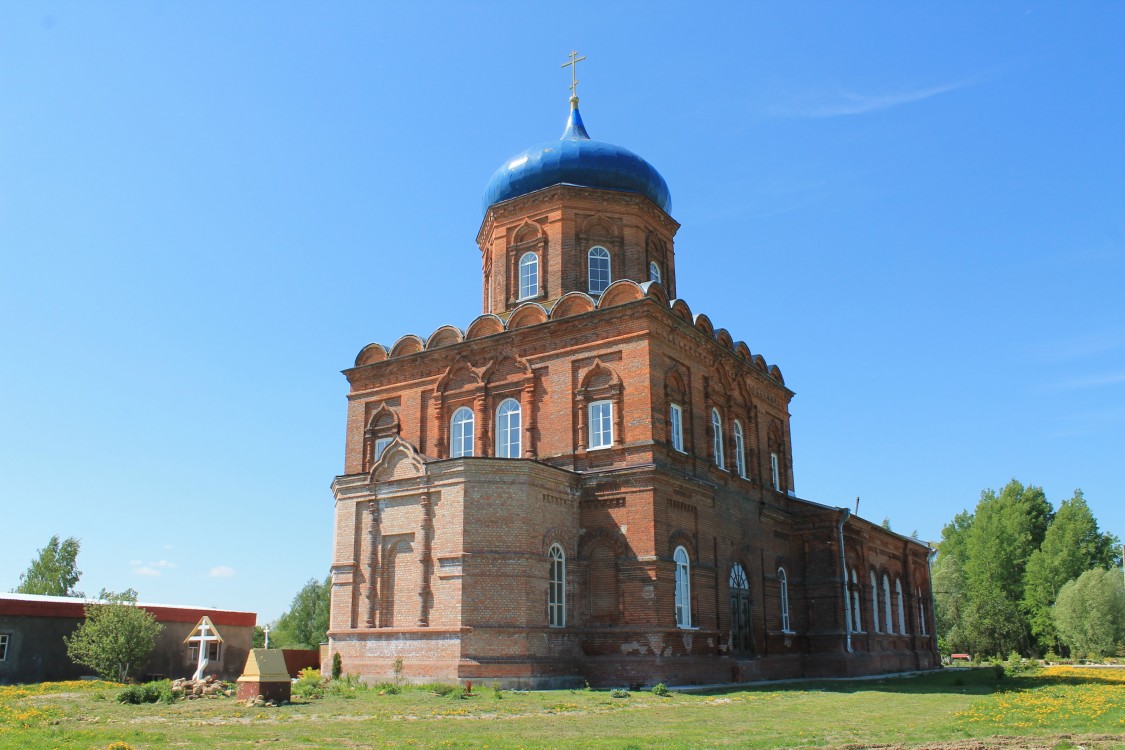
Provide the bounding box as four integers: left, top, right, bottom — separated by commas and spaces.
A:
733, 420, 747, 478
548, 544, 565, 627
770, 452, 781, 490
729, 563, 752, 654
374, 437, 393, 462
588, 246, 611, 295
0, 633, 8, 661
669, 403, 684, 452
588, 400, 613, 449
851, 569, 862, 632
870, 571, 881, 633
450, 407, 474, 458
674, 546, 691, 628
895, 579, 906, 634
495, 398, 521, 458
918, 589, 927, 636
778, 568, 791, 632
518, 252, 539, 300
711, 408, 725, 469
882, 574, 893, 633
649, 261, 662, 284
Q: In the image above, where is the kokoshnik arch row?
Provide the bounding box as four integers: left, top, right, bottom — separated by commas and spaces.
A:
327, 61, 938, 687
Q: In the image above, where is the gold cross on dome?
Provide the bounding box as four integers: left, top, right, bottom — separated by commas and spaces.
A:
561, 50, 586, 99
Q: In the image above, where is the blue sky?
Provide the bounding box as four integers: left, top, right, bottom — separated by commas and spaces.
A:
1, 3, 1122, 621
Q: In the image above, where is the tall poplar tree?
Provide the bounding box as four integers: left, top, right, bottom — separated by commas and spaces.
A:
15, 535, 83, 597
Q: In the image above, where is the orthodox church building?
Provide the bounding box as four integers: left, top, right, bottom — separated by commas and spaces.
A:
327, 80, 938, 687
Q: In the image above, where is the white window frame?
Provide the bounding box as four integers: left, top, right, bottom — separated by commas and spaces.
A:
450, 407, 474, 458
518, 251, 539, 300
733, 420, 747, 478
649, 261, 662, 284
674, 546, 691, 628
711, 408, 725, 470
588, 400, 613, 450
870, 571, 881, 633
548, 544, 566, 628
669, 403, 684, 453
495, 398, 521, 458
882, 574, 893, 633
588, 246, 611, 295
0, 633, 9, 662
188, 640, 222, 663
895, 578, 906, 634
374, 437, 393, 462
770, 452, 780, 490
778, 567, 792, 632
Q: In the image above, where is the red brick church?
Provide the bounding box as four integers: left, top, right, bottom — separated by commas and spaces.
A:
327, 81, 938, 687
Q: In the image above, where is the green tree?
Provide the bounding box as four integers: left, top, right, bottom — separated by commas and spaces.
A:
1022, 490, 1120, 652
1052, 568, 1125, 658
15, 535, 83, 596
959, 480, 1051, 655
271, 577, 330, 649
64, 589, 163, 682
932, 510, 973, 650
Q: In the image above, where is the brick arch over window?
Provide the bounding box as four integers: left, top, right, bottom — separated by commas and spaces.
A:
434, 357, 485, 457
481, 351, 536, 458
364, 403, 401, 470
507, 221, 547, 306
576, 359, 623, 452
667, 529, 698, 563
579, 527, 627, 627
663, 365, 690, 454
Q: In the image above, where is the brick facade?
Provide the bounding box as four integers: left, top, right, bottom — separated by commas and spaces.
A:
327, 155, 938, 688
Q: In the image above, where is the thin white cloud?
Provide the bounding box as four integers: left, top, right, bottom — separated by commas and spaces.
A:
129, 559, 142, 566
134, 566, 161, 577
1042, 371, 1125, 392
764, 79, 974, 119
152, 560, 177, 569
209, 566, 235, 578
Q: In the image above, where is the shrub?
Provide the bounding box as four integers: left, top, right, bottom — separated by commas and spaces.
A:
425, 683, 456, 697
374, 681, 401, 695
293, 668, 325, 699
116, 680, 174, 705
609, 688, 629, 698
331, 652, 343, 681
651, 683, 670, 697
491, 683, 503, 699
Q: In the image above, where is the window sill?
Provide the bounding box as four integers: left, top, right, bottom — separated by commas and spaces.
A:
781, 630, 797, 636
586, 444, 613, 452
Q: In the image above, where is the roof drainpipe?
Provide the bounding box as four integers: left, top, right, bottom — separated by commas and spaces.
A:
838, 508, 853, 654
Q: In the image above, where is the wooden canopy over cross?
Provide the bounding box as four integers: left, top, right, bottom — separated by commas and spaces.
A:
183, 615, 224, 680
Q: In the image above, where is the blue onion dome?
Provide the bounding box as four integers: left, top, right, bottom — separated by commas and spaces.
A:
483, 97, 671, 215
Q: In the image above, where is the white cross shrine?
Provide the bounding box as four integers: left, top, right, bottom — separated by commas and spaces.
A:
184, 616, 223, 680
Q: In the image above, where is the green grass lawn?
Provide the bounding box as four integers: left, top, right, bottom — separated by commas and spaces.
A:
2, 667, 1124, 750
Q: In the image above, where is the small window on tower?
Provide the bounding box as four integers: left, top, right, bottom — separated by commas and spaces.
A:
588, 246, 611, 295
649, 261, 662, 285
518, 252, 539, 300
770, 452, 780, 490
669, 403, 684, 453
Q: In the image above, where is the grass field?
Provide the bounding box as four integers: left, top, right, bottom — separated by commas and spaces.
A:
1, 667, 1123, 750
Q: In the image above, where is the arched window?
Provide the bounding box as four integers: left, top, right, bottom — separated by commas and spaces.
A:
674, 546, 691, 628
882, 574, 893, 633
895, 578, 906, 634
588, 400, 613, 449
778, 567, 791, 632
851, 569, 862, 633
518, 252, 539, 300
495, 398, 521, 458
733, 420, 747, 478
450, 407, 474, 458
649, 261, 662, 285
548, 544, 565, 628
588, 246, 611, 295
711, 408, 725, 469
729, 563, 752, 654
870, 571, 881, 633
